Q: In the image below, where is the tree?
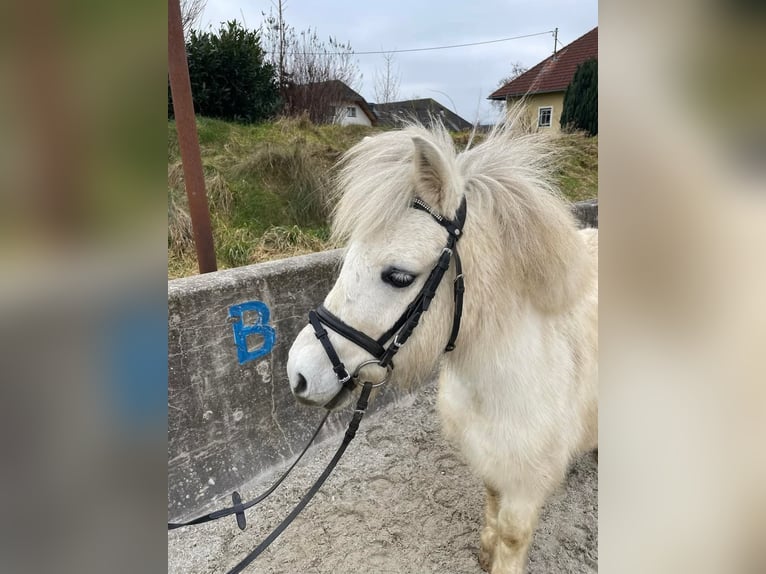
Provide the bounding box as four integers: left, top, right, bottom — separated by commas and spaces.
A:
490, 61, 528, 112
373, 52, 401, 104
172, 21, 280, 122
261, 4, 362, 122
560, 58, 597, 136
261, 0, 289, 99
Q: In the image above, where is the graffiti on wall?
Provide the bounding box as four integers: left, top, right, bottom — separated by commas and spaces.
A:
228, 301, 276, 364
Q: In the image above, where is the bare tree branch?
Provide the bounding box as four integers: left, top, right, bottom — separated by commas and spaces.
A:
491, 60, 528, 111
261, 3, 362, 122
180, 0, 206, 36
373, 52, 401, 104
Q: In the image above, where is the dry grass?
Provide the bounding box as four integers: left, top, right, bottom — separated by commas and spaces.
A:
553, 131, 598, 202
168, 224, 332, 279
168, 163, 194, 255
252, 225, 332, 262
167, 116, 373, 278
233, 141, 331, 225
206, 168, 234, 216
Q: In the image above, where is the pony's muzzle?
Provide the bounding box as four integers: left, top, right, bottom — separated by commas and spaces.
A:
290, 372, 327, 407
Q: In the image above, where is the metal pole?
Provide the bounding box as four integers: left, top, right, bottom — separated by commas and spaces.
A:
168, 0, 217, 273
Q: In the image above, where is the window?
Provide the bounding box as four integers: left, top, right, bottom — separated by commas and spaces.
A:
538, 106, 552, 127
346, 106, 356, 118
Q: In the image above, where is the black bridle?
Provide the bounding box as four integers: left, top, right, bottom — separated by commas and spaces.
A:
308, 195, 467, 400
168, 196, 467, 573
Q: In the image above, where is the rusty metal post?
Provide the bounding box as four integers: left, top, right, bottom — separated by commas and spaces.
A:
168, 0, 217, 273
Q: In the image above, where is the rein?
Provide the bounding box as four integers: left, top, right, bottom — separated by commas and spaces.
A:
168, 196, 467, 573
225, 382, 373, 574
167, 409, 331, 531
168, 383, 372, 574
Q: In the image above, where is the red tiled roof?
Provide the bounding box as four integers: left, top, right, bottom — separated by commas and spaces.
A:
488, 27, 598, 100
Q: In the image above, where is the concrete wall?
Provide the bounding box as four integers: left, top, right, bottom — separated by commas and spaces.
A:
170, 250, 344, 520
167, 200, 598, 521
572, 198, 599, 229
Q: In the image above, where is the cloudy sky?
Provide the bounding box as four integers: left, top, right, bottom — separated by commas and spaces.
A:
198, 0, 598, 125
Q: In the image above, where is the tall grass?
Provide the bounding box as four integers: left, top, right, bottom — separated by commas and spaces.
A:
553, 132, 598, 202
168, 116, 372, 278
233, 140, 330, 226
167, 162, 194, 254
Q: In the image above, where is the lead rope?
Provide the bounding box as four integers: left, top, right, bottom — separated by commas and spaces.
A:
225, 382, 373, 574
168, 410, 330, 531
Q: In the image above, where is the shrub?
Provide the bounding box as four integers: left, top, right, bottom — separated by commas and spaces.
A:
169, 21, 280, 123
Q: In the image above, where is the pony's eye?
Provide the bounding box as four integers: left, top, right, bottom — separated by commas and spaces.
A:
382, 267, 416, 288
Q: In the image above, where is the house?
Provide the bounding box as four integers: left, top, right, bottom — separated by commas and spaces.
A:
488, 27, 598, 132
287, 79, 377, 126
371, 98, 473, 132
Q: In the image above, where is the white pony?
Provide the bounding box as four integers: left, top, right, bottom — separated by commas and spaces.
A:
287, 122, 598, 573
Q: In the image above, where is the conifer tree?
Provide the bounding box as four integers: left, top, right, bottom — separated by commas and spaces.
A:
560, 59, 597, 136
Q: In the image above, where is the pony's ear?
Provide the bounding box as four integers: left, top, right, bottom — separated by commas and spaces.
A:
411, 136, 449, 206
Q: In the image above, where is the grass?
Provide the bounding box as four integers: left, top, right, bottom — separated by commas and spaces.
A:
168, 116, 377, 278
168, 117, 597, 279
552, 132, 599, 202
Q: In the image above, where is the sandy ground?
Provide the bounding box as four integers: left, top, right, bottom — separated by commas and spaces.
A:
168, 382, 598, 574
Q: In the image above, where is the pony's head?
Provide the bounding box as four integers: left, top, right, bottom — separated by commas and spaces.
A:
287, 126, 464, 408
287, 122, 590, 409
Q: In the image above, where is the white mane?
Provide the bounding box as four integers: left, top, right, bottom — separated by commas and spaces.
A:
332, 122, 561, 243
332, 121, 590, 313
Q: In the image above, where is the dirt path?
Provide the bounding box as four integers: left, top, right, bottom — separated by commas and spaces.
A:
168, 383, 598, 574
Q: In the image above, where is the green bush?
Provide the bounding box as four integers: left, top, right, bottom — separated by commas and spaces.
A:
560, 59, 598, 136
169, 21, 280, 123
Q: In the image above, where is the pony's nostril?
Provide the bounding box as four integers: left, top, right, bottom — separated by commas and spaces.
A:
294, 373, 308, 395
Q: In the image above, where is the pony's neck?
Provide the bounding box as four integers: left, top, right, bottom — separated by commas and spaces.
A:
442, 295, 561, 415
443, 202, 547, 386
448, 287, 538, 365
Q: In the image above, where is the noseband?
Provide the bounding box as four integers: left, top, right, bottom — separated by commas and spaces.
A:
308, 196, 467, 400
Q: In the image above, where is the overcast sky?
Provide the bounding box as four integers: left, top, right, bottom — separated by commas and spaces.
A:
198, 0, 597, 125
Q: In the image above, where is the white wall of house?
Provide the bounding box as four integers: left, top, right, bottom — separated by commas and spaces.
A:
332, 102, 372, 127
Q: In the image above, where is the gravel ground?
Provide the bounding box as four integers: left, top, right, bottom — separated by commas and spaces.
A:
168, 382, 598, 574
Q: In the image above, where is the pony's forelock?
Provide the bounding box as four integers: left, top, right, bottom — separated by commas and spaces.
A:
330, 122, 458, 245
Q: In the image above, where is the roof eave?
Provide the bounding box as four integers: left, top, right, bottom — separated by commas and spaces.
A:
487, 87, 567, 100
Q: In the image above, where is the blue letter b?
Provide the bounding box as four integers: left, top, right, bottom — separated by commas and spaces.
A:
229, 301, 276, 364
